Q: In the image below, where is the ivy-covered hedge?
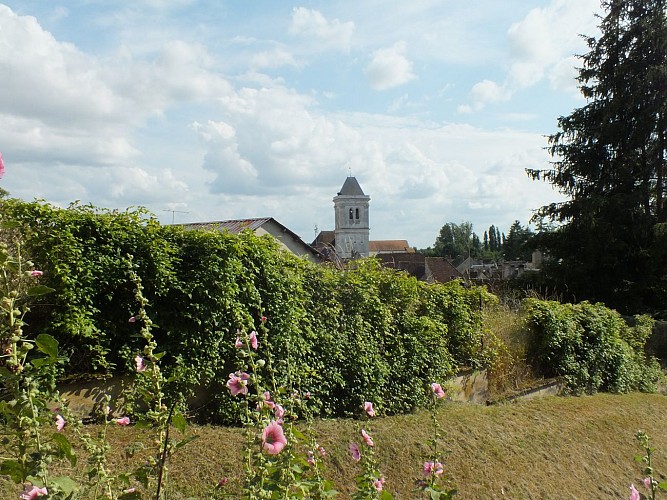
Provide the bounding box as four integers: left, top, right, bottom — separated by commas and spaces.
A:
1, 199, 496, 422
523, 298, 662, 394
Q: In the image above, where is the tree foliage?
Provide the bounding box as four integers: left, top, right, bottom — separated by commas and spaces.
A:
0, 198, 499, 423
528, 0, 667, 313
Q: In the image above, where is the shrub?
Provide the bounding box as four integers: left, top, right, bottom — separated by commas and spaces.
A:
523, 299, 662, 394
0, 199, 499, 422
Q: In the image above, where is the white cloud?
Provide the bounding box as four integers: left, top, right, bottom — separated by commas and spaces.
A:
250, 47, 300, 70
471, 80, 510, 105
506, 0, 599, 89
365, 41, 415, 90
461, 0, 599, 112
289, 7, 354, 51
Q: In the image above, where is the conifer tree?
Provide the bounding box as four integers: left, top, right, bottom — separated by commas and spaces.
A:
528, 0, 667, 312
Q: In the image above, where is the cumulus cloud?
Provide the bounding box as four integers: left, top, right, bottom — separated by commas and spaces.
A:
365, 41, 416, 90
461, 0, 598, 112
289, 7, 354, 51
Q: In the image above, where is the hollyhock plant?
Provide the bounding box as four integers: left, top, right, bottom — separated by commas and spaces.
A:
364, 401, 375, 417
349, 442, 361, 462
361, 429, 374, 447
424, 461, 444, 476
55, 414, 65, 431
431, 382, 445, 399
115, 416, 130, 426
262, 420, 287, 455
249, 330, 258, 350
135, 355, 147, 373
20, 484, 48, 499
227, 372, 250, 396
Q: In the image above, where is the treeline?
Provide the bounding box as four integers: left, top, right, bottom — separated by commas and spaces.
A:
421, 220, 534, 261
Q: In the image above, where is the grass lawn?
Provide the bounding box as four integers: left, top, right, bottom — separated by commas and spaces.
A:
3, 392, 666, 499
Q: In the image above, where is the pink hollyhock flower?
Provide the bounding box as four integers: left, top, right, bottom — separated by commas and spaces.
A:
434, 462, 444, 475
349, 442, 361, 462
0, 152, 5, 179
55, 414, 65, 431
123, 488, 136, 494
274, 404, 285, 419
431, 382, 445, 398
30, 270, 43, 277
226, 372, 249, 396
364, 401, 375, 417
304, 391, 311, 399
115, 416, 130, 426
262, 420, 287, 455
630, 484, 640, 500
234, 336, 243, 348
249, 331, 258, 349
20, 484, 48, 499
261, 315, 267, 323
307, 450, 316, 466
217, 477, 229, 487
423, 461, 434, 476
135, 355, 147, 373
373, 478, 385, 492
128, 316, 137, 323
318, 445, 326, 457
644, 477, 652, 489
361, 429, 374, 447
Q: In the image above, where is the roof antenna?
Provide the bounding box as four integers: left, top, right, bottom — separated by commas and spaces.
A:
348, 165, 352, 177
163, 209, 189, 224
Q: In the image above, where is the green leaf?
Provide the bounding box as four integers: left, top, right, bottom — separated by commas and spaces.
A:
657, 481, 667, 491
35, 334, 59, 358
51, 432, 77, 466
291, 427, 307, 440
171, 411, 187, 433
174, 435, 199, 450
49, 475, 79, 496
379, 490, 394, 500
0, 459, 25, 483
27, 285, 56, 297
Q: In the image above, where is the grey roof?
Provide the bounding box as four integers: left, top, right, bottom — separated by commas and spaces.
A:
337, 177, 366, 196
181, 217, 273, 233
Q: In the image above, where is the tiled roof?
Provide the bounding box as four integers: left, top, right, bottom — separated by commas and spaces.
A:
337, 177, 366, 196
181, 217, 273, 234
312, 230, 335, 246
425, 257, 463, 283
369, 240, 413, 253
375, 252, 427, 280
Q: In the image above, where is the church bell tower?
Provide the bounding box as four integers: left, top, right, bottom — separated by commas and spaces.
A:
333, 177, 370, 259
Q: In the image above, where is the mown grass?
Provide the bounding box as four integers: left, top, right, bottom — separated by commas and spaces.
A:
3, 392, 666, 499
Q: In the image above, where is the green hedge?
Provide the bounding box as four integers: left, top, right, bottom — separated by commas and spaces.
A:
523, 298, 662, 394
0, 199, 497, 422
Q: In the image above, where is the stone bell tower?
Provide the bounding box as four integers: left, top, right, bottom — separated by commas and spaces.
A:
333, 177, 370, 259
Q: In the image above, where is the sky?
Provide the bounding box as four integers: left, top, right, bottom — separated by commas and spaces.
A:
0, 0, 603, 249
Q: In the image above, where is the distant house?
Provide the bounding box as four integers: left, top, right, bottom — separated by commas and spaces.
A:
369, 240, 414, 256
182, 217, 322, 263
375, 252, 463, 284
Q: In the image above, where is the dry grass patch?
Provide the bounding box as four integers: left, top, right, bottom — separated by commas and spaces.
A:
3, 393, 665, 499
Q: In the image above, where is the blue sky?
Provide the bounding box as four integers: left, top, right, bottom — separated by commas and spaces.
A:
0, 1, 601, 248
